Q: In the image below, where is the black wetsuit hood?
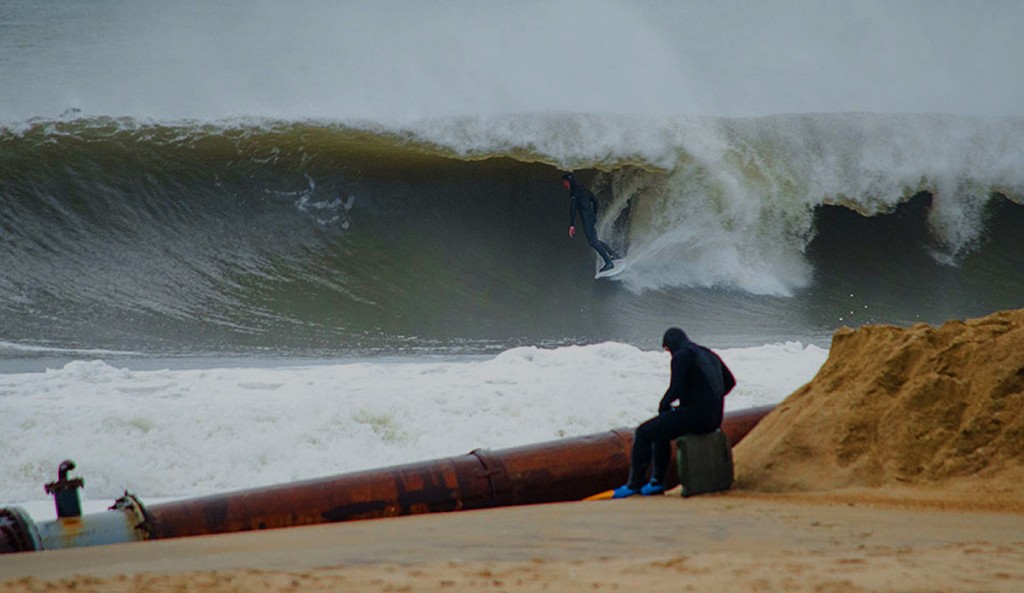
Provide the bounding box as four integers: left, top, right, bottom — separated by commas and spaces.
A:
662, 327, 691, 354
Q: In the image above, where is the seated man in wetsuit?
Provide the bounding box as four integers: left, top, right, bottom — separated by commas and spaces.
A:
562, 173, 620, 273
613, 327, 736, 497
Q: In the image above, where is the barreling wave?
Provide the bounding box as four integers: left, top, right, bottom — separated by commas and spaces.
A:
404, 112, 1024, 292
2, 112, 1023, 356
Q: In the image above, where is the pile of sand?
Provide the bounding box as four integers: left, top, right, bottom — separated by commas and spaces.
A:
734, 308, 1024, 511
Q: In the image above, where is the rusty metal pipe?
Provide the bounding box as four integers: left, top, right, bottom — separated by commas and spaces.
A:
1, 406, 772, 552
141, 405, 772, 540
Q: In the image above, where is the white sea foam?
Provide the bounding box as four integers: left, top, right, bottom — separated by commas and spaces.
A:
0, 341, 142, 357
0, 341, 827, 518
602, 114, 1024, 294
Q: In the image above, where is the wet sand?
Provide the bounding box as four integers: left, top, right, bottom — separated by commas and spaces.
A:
2, 488, 1023, 593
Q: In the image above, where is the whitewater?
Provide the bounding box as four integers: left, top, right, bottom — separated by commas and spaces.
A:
1, 343, 827, 518
2, 1, 1023, 517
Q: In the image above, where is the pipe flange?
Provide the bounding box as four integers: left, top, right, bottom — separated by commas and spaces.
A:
110, 492, 153, 540
0, 507, 42, 554
468, 449, 515, 505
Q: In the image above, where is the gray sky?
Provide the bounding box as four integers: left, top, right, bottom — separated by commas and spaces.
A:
2, 0, 1022, 121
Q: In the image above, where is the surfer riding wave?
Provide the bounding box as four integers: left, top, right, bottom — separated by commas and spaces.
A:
562, 173, 621, 273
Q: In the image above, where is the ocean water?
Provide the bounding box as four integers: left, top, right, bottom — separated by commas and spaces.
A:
1, 1, 1023, 516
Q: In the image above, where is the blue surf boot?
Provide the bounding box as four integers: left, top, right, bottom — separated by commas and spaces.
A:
641, 481, 666, 496
612, 484, 641, 498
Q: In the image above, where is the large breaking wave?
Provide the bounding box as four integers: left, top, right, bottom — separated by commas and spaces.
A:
2, 112, 1023, 357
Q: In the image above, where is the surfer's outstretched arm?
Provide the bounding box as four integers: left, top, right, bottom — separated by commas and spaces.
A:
568, 196, 578, 237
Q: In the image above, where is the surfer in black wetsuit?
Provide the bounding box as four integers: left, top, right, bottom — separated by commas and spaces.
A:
562, 173, 620, 273
613, 327, 736, 498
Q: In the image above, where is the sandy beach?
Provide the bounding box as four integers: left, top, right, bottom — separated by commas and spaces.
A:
1, 488, 1022, 592
4, 310, 1024, 592
0, 487, 1019, 593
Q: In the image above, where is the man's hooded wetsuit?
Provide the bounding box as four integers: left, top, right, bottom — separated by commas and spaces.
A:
626, 328, 736, 490
563, 174, 618, 266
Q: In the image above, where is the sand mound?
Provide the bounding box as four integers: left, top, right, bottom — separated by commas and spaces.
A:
734, 309, 1024, 508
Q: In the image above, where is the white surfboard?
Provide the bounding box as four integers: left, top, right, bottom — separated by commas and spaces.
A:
595, 259, 628, 279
